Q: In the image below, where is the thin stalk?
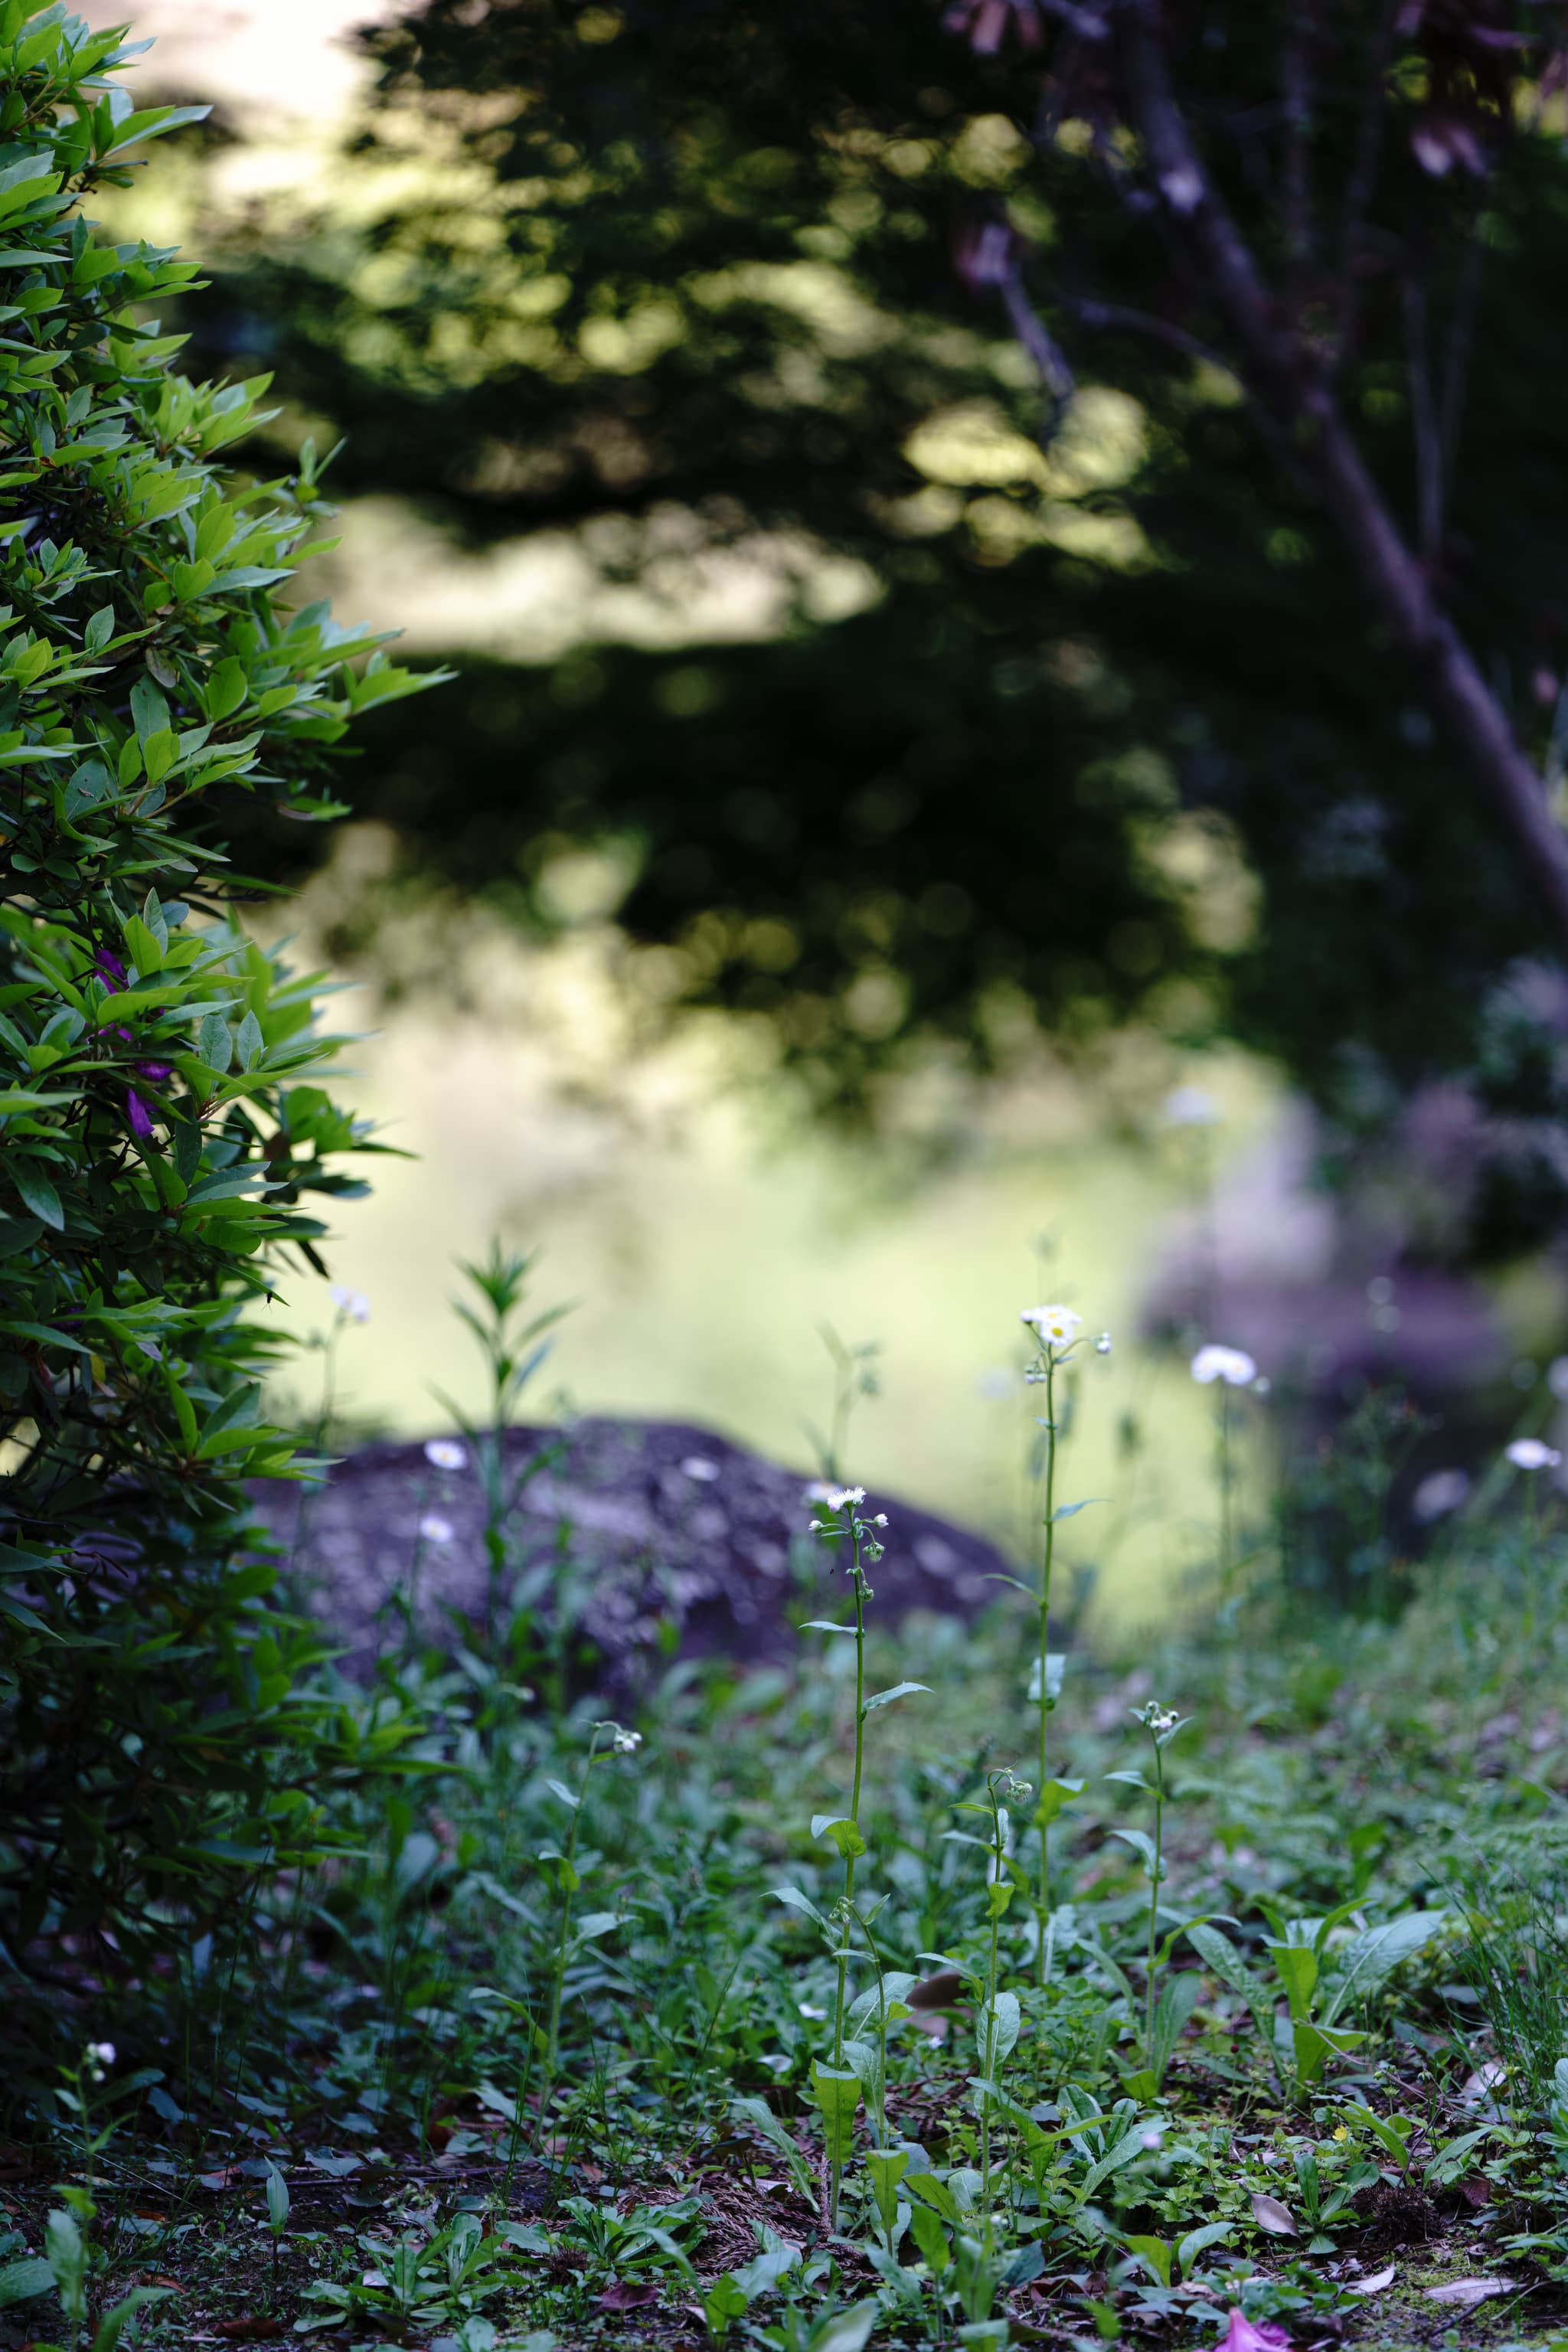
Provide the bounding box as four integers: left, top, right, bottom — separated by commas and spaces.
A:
1035, 1348, 1057, 1983
541, 1726, 604, 2145
1217, 1383, 1234, 1607
1145, 1731, 1166, 2063
828, 1547, 868, 2232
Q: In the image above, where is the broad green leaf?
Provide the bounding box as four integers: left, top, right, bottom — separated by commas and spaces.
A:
11, 1159, 63, 1230
978, 1991, 1021, 2064
904, 2171, 960, 2223
771, 1883, 828, 1930
809, 2063, 861, 2167
0, 2257, 54, 2308
864, 2145, 907, 2235
1177, 2220, 1234, 2276
811, 1814, 867, 1860
1122, 2233, 1172, 2288
265, 2163, 289, 2233
1271, 1942, 1318, 2020
907, 2202, 951, 2271
862, 1679, 930, 1711
1109, 1826, 1159, 1877
1034, 1775, 1085, 1828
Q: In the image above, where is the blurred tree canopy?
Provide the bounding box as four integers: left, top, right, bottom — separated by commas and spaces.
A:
188, 0, 1568, 1244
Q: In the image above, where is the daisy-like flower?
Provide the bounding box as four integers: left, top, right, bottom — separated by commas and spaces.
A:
1135, 1700, 1180, 1736
1191, 1343, 1257, 1387
825, 1485, 865, 1512
419, 1513, 454, 1546
424, 1437, 467, 1472
1413, 1468, 1470, 1523
329, 1285, 371, 1325
1164, 1083, 1220, 1128
1507, 1438, 1562, 1472
1021, 1304, 1083, 1347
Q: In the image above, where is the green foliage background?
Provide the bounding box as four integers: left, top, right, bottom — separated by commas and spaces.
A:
185, 0, 1568, 1255
0, 1, 436, 1987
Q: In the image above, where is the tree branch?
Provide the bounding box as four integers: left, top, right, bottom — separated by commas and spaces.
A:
1334, 0, 1399, 375
1112, 0, 1568, 952
1280, 3, 1315, 298
1403, 273, 1443, 563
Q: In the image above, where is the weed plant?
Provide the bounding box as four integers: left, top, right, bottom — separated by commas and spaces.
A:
7, 1253, 1568, 2352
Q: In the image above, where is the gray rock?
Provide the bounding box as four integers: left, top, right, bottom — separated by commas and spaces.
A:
262, 1416, 1013, 1682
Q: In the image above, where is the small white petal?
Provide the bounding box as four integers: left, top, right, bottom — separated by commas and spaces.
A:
1191, 1343, 1257, 1387
1506, 1438, 1562, 1472
423, 1438, 468, 1472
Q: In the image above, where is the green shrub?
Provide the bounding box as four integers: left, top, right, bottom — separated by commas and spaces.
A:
0, 2, 439, 2004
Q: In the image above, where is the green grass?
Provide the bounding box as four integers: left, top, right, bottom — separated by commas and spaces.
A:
7, 1499, 1568, 2352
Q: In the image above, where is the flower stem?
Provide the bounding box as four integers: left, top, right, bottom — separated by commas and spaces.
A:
1036, 1348, 1057, 1984
1145, 1729, 1165, 2065
828, 1521, 869, 2231
541, 1726, 604, 2145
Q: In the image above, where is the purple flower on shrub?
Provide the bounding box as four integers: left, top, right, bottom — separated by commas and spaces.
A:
127, 1089, 155, 1137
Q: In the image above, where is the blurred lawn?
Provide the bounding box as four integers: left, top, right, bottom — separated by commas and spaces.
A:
265, 864, 1279, 1635
80, 0, 1281, 1632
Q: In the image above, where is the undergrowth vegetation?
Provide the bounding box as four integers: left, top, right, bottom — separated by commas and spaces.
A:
7, 11, 1568, 2352
5, 1253, 1568, 2352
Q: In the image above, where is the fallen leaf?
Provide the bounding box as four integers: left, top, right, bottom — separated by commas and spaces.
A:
196, 2165, 245, 2192
1425, 2276, 1518, 2305
1348, 2264, 1396, 2294
1459, 2060, 1506, 2103
907, 1968, 965, 2011
214, 2320, 281, 2342
1250, 2192, 1298, 2236
1210, 2310, 1291, 2350
599, 2281, 660, 2310
1459, 2175, 1492, 2207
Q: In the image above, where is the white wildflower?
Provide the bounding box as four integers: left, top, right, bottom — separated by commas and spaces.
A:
1507, 1438, 1562, 1472
1163, 1084, 1220, 1127
798, 2001, 828, 2020
871, 1513, 888, 1528
1094, 1332, 1112, 1355
91, 2041, 115, 2066
681, 1455, 721, 1482
328, 1284, 371, 1324
418, 1513, 455, 1545
1191, 1343, 1257, 1387
612, 1728, 643, 1755
826, 1485, 865, 1512
1135, 1700, 1179, 1736
1021, 1304, 1083, 1348
1413, 1468, 1471, 1523
423, 1437, 467, 1472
